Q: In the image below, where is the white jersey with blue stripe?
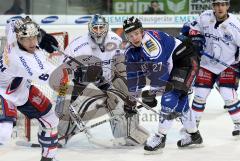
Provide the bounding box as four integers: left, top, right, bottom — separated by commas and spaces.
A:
190, 10, 240, 74
0, 22, 55, 106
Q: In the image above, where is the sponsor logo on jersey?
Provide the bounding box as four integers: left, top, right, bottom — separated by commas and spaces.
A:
94, 59, 116, 66
205, 33, 230, 45
19, 56, 33, 76
111, 36, 118, 41
202, 12, 211, 17
80, 55, 116, 66
33, 54, 44, 69
41, 16, 59, 24
75, 16, 92, 24
74, 42, 89, 52
229, 22, 240, 33
0, 56, 7, 72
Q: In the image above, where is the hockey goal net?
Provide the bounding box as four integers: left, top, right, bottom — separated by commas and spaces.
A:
11, 32, 69, 141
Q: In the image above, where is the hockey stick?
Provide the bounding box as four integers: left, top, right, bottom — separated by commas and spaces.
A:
15, 114, 120, 148
107, 88, 162, 116
58, 114, 123, 141
201, 51, 240, 73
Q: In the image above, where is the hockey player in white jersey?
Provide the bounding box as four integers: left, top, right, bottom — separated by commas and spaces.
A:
57, 14, 149, 146
0, 16, 60, 161
189, 0, 240, 137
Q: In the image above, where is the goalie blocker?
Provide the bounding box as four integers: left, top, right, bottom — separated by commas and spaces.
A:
49, 55, 149, 146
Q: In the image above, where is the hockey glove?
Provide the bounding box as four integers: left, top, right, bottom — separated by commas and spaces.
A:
124, 104, 138, 118
142, 90, 157, 108
39, 29, 59, 53
123, 97, 138, 117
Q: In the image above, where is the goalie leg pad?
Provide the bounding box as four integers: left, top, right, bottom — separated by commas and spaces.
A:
110, 113, 149, 145
126, 114, 149, 145
58, 83, 108, 145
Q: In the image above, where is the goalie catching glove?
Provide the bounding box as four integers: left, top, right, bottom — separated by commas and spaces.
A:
73, 65, 104, 85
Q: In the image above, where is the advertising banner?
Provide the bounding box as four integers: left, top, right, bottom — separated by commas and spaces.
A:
162, 0, 189, 14
189, 0, 211, 14
113, 0, 189, 14
112, 0, 150, 14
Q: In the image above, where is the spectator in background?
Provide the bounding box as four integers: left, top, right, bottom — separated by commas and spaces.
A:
143, 0, 166, 14
4, 0, 24, 15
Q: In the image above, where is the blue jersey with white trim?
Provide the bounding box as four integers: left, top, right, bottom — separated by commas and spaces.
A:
125, 30, 178, 92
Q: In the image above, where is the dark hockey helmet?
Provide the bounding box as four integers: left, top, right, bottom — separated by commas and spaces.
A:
123, 16, 142, 34
88, 14, 109, 45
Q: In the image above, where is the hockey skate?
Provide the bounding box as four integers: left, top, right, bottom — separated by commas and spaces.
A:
177, 130, 203, 148
144, 133, 166, 155
179, 120, 200, 136
40, 157, 59, 161
40, 157, 53, 161
232, 123, 240, 139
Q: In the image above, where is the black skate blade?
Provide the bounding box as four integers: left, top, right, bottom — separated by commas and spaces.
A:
16, 140, 40, 147
178, 143, 204, 149
144, 148, 163, 155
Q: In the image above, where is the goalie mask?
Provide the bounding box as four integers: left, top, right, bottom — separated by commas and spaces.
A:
14, 16, 40, 39
88, 14, 109, 45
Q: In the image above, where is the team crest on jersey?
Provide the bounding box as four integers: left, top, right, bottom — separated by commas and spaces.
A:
223, 32, 233, 41
142, 33, 162, 58
105, 42, 117, 51
144, 39, 157, 52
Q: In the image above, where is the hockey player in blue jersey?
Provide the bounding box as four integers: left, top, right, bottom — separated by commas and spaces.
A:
122, 16, 203, 154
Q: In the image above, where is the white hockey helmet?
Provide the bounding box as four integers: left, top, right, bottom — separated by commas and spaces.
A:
14, 16, 40, 38
212, 0, 230, 4
88, 14, 109, 45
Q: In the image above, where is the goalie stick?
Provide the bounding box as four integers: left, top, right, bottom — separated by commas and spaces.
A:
201, 51, 240, 73
16, 105, 126, 148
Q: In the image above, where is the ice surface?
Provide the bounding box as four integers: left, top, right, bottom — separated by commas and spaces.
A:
1, 88, 240, 161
